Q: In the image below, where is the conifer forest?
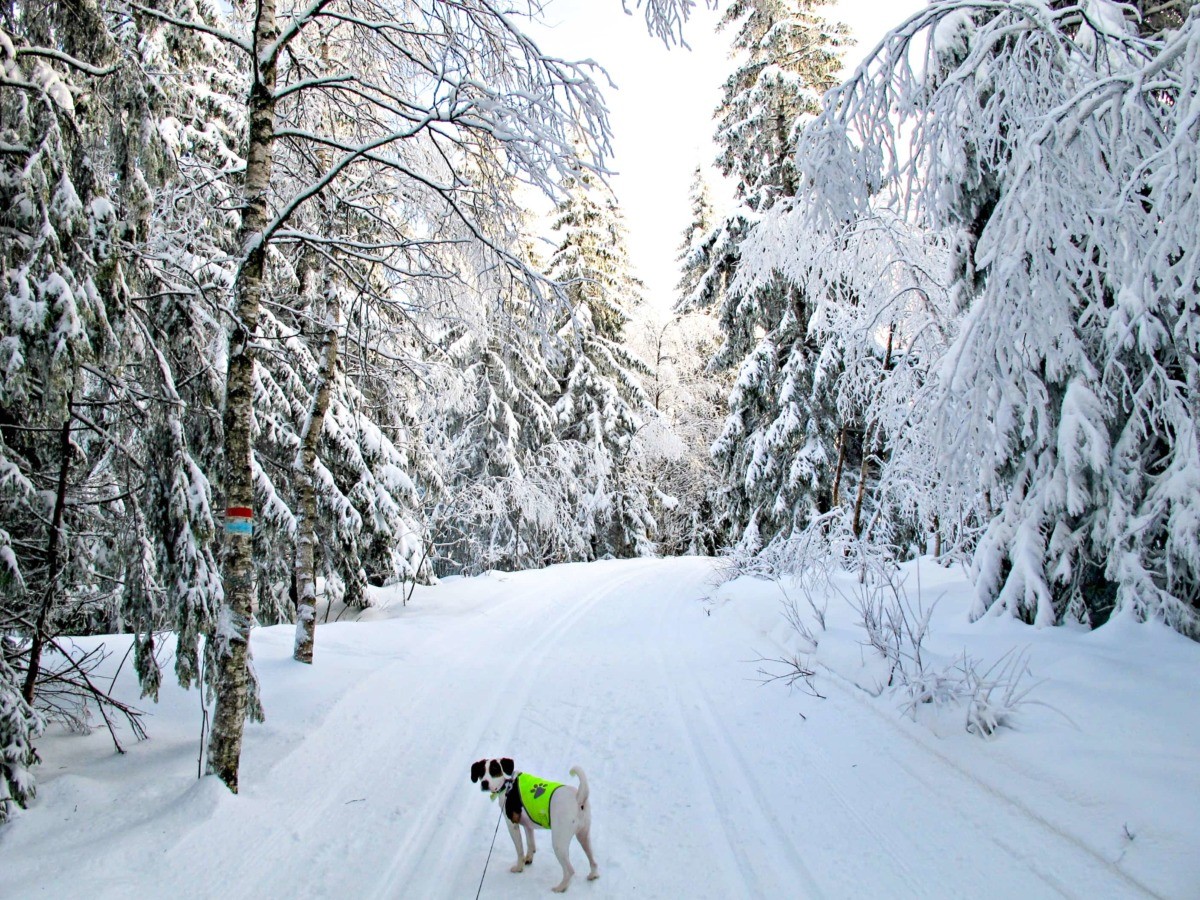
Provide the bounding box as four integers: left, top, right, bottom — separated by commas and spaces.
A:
1, 1, 1198, 885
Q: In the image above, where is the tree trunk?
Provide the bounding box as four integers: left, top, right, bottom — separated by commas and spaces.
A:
293, 281, 340, 664
851, 427, 872, 538
852, 325, 895, 538
21, 410, 73, 706
831, 424, 847, 509
208, 0, 279, 794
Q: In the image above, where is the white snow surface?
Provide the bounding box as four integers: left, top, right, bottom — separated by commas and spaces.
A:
1, 557, 1197, 898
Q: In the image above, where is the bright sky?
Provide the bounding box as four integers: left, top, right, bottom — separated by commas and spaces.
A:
526, 0, 925, 311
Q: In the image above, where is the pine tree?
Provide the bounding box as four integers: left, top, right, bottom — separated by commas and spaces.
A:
546, 176, 656, 559
0, 640, 42, 823
685, 0, 849, 551
675, 166, 716, 305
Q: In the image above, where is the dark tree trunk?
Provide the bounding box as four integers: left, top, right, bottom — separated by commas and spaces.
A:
21, 409, 73, 706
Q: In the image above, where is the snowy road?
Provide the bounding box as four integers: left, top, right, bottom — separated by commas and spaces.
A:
0, 557, 1173, 898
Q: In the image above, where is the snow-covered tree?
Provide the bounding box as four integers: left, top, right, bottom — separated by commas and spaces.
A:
713, 0, 848, 211
434, 292, 579, 572
786, 1, 1200, 635
734, 203, 958, 568
631, 311, 728, 555
0, 0, 133, 693
681, 0, 849, 551
100, 0, 246, 693
0, 640, 41, 823
674, 166, 716, 304
546, 175, 656, 559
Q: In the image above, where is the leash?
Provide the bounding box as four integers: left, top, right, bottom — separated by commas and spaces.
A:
474, 803, 504, 900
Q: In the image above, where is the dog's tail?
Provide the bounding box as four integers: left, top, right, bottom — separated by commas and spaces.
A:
569, 766, 589, 809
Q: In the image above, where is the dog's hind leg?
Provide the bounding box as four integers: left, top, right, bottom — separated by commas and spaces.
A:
577, 827, 599, 882
550, 827, 575, 893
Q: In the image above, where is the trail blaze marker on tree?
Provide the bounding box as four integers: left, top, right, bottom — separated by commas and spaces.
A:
225, 506, 254, 535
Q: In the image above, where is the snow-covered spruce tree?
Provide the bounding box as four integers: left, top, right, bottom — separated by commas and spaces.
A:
546, 175, 656, 560
734, 200, 960, 568
0, 5, 242, 810
791, 1, 1200, 634
433, 289, 578, 573
429, 180, 590, 576
105, 0, 247, 697
0, 640, 41, 824
674, 165, 716, 305
0, 7, 133, 692
681, 0, 849, 551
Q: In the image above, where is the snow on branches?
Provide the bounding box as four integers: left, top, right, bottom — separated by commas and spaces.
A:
777, 0, 1200, 634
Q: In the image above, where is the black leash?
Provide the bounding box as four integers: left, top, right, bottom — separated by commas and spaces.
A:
475, 804, 504, 900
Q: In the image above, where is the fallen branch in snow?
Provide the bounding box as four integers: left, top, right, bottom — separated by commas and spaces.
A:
3, 621, 148, 753
753, 654, 826, 710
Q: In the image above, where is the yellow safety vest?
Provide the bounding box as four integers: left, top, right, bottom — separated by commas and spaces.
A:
517, 773, 563, 828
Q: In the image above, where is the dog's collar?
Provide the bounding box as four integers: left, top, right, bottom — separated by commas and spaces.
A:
489, 775, 517, 803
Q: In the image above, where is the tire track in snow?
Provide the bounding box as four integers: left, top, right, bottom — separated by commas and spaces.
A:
650, 562, 825, 899
740, 605, 1127, 898
820, 671, 1163, 899
161, 565, 649, 899
372, 560, 663, 898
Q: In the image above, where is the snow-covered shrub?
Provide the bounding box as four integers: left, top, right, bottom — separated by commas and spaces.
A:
0, 638, 42, 823
898, 649, 1043, 739
836, 561, 1041, 739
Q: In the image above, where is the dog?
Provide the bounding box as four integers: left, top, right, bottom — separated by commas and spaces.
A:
471, 757, 599, 893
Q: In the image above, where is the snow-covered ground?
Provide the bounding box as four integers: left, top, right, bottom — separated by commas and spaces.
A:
1, 557, 1196, 898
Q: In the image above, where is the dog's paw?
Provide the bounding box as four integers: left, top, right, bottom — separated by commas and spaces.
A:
524, 855, 534, 865
587, 872, 599, 881
551, 886, 568, 894
510, 864, 525, 874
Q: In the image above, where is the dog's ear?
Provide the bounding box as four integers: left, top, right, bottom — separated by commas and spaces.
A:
470, 760, 485, 783
501, 757, 515, 776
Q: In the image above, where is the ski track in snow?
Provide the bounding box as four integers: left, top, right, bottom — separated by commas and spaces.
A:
0, 557, 1173, 899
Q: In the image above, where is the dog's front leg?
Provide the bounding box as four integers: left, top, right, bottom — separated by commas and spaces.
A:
506, 820, 527, 874
522, 822, 536, 865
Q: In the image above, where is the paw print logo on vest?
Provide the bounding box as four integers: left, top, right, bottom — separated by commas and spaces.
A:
531, 782, 547, 798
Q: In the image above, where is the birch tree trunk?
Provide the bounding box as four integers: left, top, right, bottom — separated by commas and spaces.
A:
293, 278, 340, 664
208, 0, 278, 793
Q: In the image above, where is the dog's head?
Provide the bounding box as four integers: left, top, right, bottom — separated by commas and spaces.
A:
470, 757, 515, 794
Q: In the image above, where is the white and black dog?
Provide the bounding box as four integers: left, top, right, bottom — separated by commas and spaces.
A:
470, 757, 599, 893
